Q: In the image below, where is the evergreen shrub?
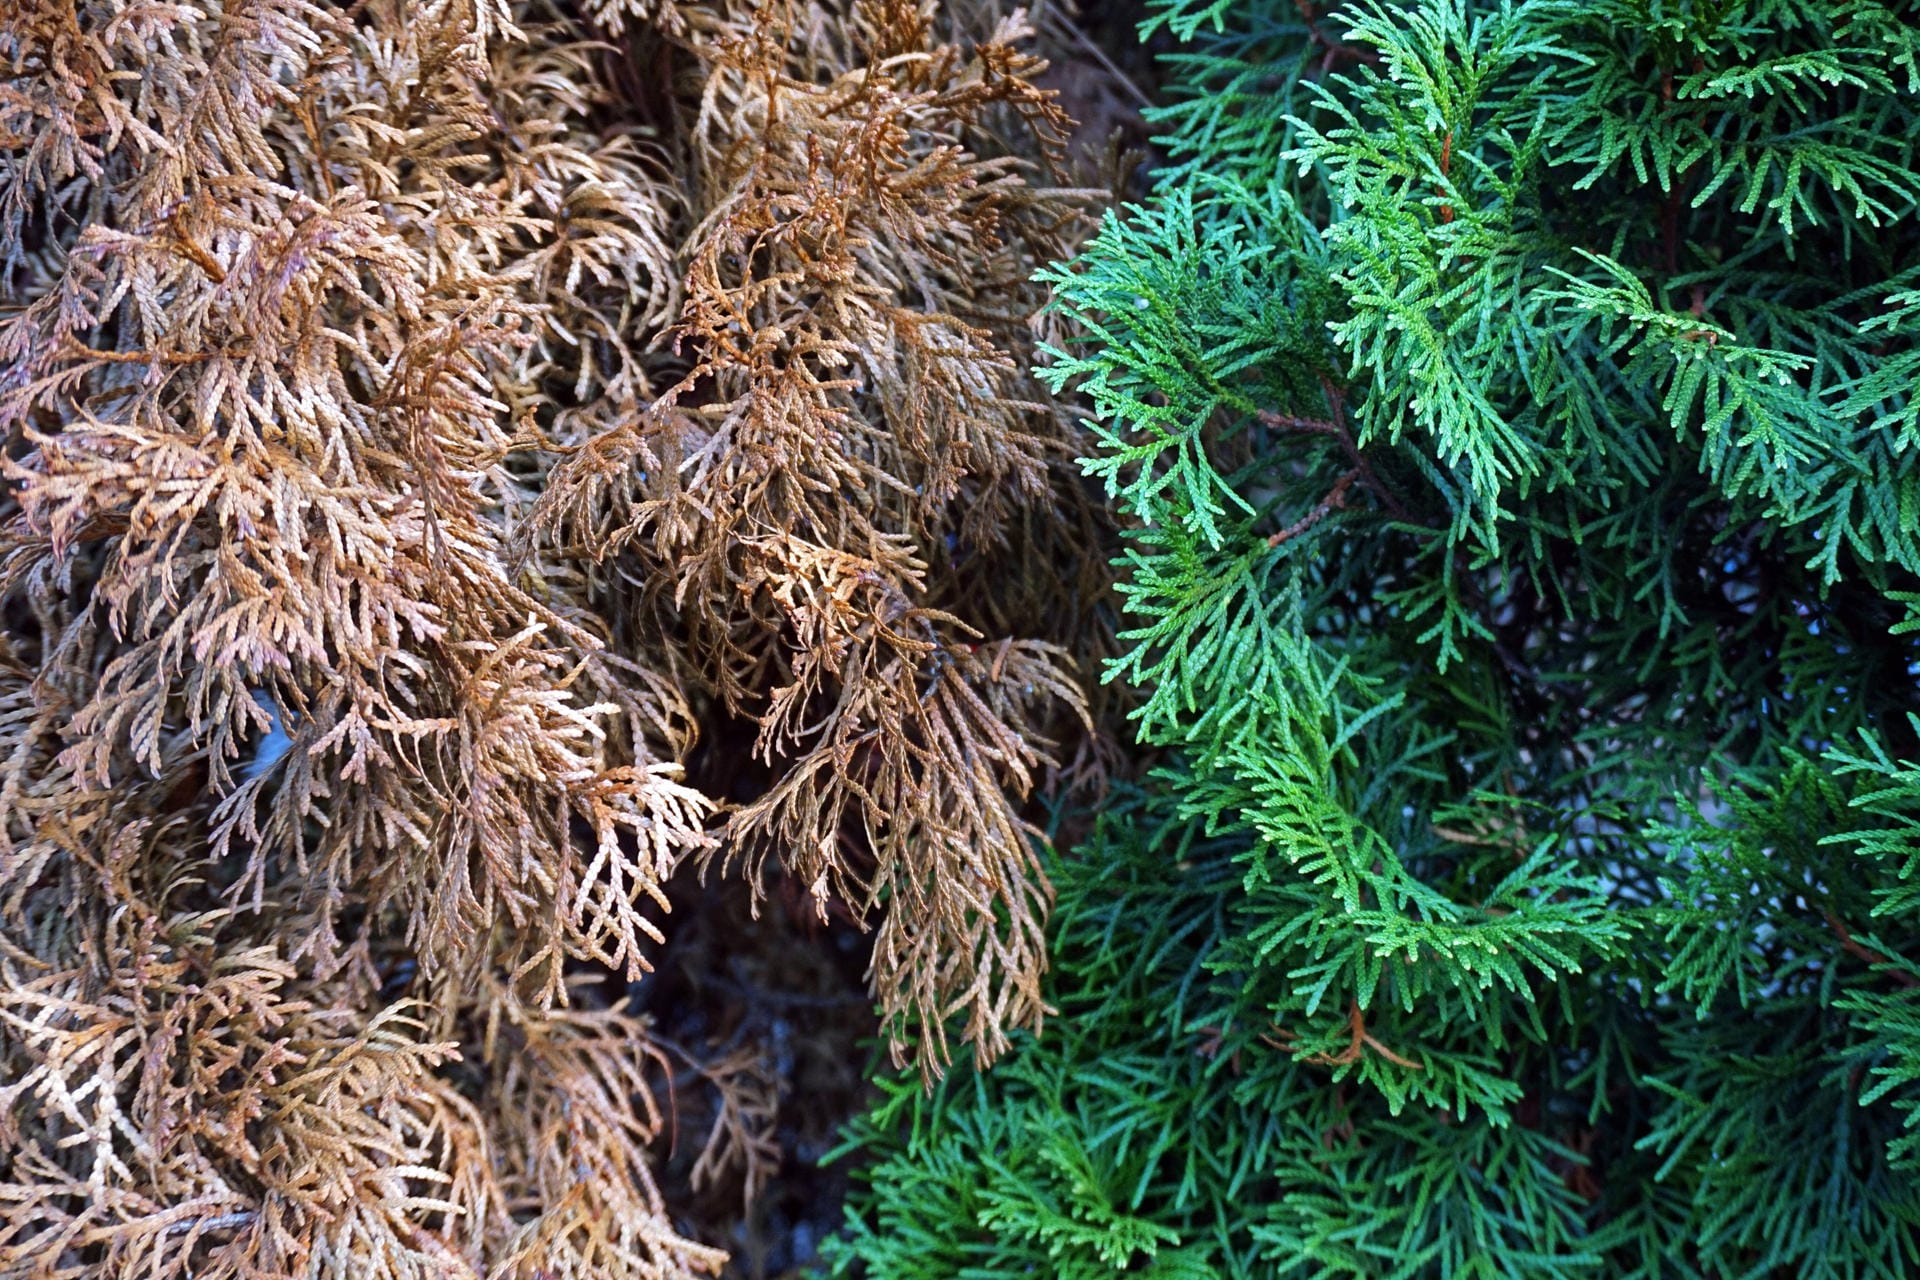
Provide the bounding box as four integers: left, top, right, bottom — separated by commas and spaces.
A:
830, 2, 1920, 1275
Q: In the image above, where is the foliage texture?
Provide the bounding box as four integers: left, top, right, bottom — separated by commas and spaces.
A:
0, 0, 1104, 1274
831, 2, 1920, 1277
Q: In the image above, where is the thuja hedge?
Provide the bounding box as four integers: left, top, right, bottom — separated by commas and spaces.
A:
0, 0, 1105, 1273
829, 2, 1920, 1276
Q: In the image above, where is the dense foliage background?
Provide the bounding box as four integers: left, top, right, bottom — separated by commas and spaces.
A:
830, 1, 1920, 1276
9, 0, 1920, 1275
0, 0, 1114, 1274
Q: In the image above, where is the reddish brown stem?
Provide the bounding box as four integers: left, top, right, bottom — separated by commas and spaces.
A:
1825, 909, 1920, 988
1268, 468, 1358, 548
1289, 1000, 1423, 1071
1260, 380, 1410, 521
1259, 410, 1342, 438
168, 213, 226, 283
1659, 58, 1707, 277
63, 340, 220, 366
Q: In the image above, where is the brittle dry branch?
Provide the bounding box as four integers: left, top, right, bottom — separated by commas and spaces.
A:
1, 0, 1107, 1271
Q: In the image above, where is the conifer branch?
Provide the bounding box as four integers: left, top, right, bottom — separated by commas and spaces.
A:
835, 2, 1920, 1273
0, 0, 1112, 1270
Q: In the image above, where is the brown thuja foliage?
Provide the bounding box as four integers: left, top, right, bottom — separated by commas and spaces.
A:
1, 0, 720, 1272
0, 0, 1108, 1271
531, 0, 1107, 1079
1, 0, 700, 994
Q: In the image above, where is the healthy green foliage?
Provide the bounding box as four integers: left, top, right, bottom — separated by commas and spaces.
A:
830, 1, 1920, 1275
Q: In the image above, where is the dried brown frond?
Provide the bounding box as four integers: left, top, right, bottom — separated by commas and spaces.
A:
1, 0, 720, 1273
2, 0, 1120, 1269
680, 1042, 784, 1210
478, 989, 731, 1280
1, 0, 699, 994
527, 0, 1109, 1078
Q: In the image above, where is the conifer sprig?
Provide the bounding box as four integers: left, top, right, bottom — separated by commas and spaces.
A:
833, 1, 1920, 1274
0, 0, 1108, 1272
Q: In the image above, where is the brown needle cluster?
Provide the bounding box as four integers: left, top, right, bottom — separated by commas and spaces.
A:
0, 0, 1108, 1274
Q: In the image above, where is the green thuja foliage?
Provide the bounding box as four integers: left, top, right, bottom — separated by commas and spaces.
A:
828, 1, 1920, 1275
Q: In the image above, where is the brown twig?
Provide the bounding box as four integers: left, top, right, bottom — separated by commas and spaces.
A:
1260, 377, 1411, 521
63, 340, 222, 366
162, 1210, 258, 1237
1268, 1000, 1423, 1071
1259, 410, 1344, 438
1043, 8, 1152, 111
1824, 909, 1920, 988
1658, 58, 1706, 277
1268, 467, 1359, 547
168, 211, 226, 283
